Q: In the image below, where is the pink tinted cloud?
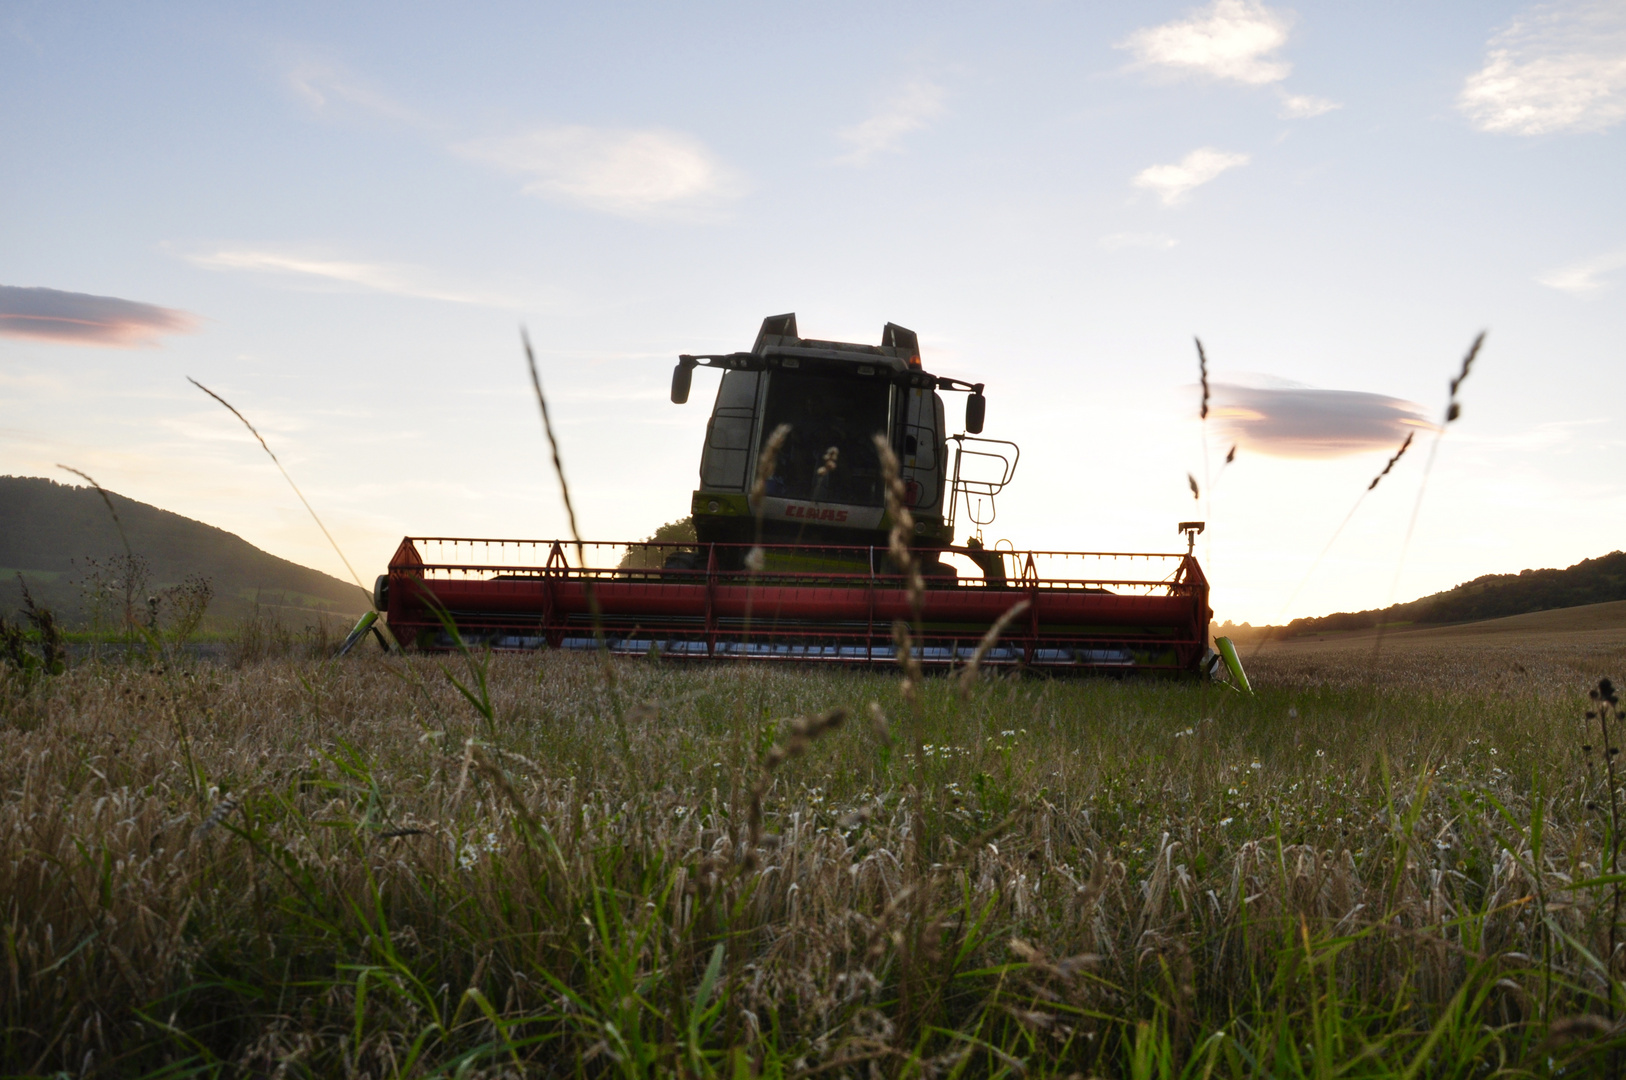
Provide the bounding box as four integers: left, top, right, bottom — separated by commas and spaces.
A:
1210, 382, 1435, 458
0, 285, 198, 347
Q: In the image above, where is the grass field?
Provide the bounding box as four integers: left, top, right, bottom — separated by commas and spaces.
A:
4, 607, 1626, 1077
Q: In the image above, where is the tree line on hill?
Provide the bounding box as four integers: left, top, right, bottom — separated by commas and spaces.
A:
1218, 551, 1626, 640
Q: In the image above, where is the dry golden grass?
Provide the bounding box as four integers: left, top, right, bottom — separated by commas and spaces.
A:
2, 637, 1624, 1076
1249, 599, 1626, 693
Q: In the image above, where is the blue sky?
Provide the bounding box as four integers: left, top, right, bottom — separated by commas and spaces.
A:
2, 1, 1623, 624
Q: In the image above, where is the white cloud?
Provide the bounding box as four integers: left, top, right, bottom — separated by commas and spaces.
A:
1133, 147, 1250, 205
1537, 248, 1626, 293
185, 249, 520, 307
836, 80, 948, 165
285, 61, 429, 127
1098, 232, 1179, 251
283, 58, 738, 220
456, 127, 743, 218
1460, 2, 1626, 135
1119, 0, 1293, 85
1276, 90, 1341, 118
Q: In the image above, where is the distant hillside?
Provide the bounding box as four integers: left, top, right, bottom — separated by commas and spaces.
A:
1220, 551, 1626, 640
0, 476, 369, 629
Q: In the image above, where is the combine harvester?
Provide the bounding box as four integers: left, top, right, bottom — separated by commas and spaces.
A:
377, 314, 1213, 673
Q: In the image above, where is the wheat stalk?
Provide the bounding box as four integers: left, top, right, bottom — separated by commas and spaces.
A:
1374, 331, 1487, 661
745, 708, 846, 868
186, 378, 374, 611
521, 331, 624, 723
958, 599, 1031, 698
873, 435, 923, 620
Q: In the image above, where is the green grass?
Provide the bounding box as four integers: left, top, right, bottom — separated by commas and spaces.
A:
2, 648, 1623, 1077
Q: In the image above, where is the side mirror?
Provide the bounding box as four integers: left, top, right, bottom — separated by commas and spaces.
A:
671, 360, 694, 404
965, 392, 986, 434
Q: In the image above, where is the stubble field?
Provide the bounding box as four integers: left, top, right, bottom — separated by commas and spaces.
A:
4, 605, 1626, 1078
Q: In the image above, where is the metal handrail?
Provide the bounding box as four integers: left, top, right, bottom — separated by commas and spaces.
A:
399, 538, 1185, 560
944, 436, 1020, 533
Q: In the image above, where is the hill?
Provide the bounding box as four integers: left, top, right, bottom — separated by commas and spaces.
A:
1218, 551, 1626, 641
0, 475, 369, 629
1266, 599, 1626, 644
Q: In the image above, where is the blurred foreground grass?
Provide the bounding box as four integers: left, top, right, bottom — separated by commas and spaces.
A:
3, 641, 1626, 1077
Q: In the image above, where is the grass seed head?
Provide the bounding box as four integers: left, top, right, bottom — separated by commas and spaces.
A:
873, 435, 923, 606
959, 599, 1031, 698
750, 423, 793, 514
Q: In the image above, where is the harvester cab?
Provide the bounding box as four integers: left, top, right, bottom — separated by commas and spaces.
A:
671, 313, 1009, 577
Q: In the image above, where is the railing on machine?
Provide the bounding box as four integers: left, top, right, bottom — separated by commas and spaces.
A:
944, 435, 1019, 535
392, 538, 1200, 596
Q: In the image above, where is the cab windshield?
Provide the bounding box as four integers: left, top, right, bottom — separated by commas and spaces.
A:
759, 369, 891, 507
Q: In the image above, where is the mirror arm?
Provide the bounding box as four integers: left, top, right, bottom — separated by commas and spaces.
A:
680, 353, 752, 368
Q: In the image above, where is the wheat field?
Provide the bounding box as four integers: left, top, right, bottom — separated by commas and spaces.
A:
2, 621, 1625, 1077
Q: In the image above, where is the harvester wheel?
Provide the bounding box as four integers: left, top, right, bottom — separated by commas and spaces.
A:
662, 550, 704, 571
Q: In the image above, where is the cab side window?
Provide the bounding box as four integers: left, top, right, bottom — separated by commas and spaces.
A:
700, 371, 760, 490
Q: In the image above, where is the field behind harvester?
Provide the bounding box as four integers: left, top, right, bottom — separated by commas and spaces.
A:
4, 607, 1626, 1078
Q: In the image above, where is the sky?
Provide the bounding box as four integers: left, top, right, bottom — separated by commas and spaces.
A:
2, 0, 1623, 625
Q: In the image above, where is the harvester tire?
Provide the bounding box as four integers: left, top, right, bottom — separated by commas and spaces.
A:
662, 551, 704, 571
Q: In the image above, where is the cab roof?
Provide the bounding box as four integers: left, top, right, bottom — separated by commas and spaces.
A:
751, 313, 921, 372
